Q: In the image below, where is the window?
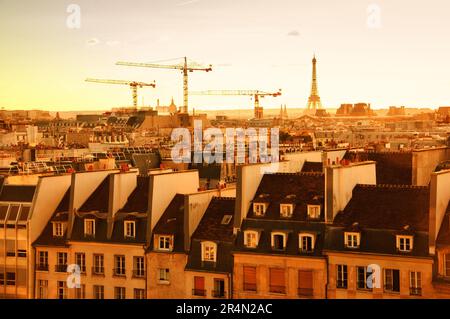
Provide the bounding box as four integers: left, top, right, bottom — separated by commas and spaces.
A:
307, 205, 321, 219
37, 251, 49, 271
201, 241, 217, 262
410, 271, 422, 296
253, 203, 267, 216
299, 234, 315, 253
271, 232, 287, 251
124, 221, 135, 238
280, 204, 293, 218
445, 253, 450, 277
133, 256, 145, 278
53, 222, 64, 237
158, 268, 170, 282
114, 287, 126, 299
213, 279, 226, 298
94, 285, 104, 299
243, 266, 257, 292
344, 232, 360, 249
75, 284, 86, 299
156, 235, 173, 251
57, 281, 67, 299
336, 265, 348, 289
93, 254, 104, 275
75, 253, 86, 273
244, 230, 259, 248
269, 268, 286, 294
18, 249, 27, 258
134, 289, 146, 299
84, 219, 95, 237
114, 255, 126, 276
298, 270, 313, 297
193, 276, 206, 296
4, 272, 15, 286
221, 215, 233, 225
37, 280, 48, 299
384, 269, 400, 293
56, 252, 68, 272
356, 266, 373, 290
397, 236, 413, 252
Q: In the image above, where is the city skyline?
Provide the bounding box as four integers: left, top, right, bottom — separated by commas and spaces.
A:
1, 0, 450, 111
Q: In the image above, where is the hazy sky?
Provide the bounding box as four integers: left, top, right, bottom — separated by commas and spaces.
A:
1, 0, 450, 111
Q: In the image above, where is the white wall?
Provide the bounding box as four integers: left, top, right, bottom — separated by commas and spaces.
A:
149, 170, 199, 232
29, 174, 72, 243
429, 169, 450, 254
325, 161, 377, 223
413, 147, 450, 186
111, 170, 138, 215
283, 151, 322, 172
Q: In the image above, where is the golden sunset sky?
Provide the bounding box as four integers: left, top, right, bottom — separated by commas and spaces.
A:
1, 0, 450, 111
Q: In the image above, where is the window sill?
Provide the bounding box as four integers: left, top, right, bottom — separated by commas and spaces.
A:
158, 280, 170, 285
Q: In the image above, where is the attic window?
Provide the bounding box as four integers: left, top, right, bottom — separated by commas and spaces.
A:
253, 203, 267, 216
53, 222, 65, 237
299, 233, 315, 253
307, 205, 321, 219
201, 241, 217, 262
271, 232, 287, 251
244, 230, 259, 248
221, 215, 233, 225
280, 204, 293, 218
124, 220, 136, 238
84, 219, 95, 237
396, 235, 413, 252
156, 235, 173, 252
344, 232, 360, 249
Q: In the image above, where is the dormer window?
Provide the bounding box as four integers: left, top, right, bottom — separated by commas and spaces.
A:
124, 221, 135, 238
244, 230, 259, 248
396, 235, 413, 252
156, 235, 173, 251
299, 233, 315, 253
253, 203, 267, 216
271, 232, 287, 251
53, 222, 65, 237
344, 232, 360, 249
84, 219, 95, 237
307, 205, 321, 219
280, 204, 293, 218
201, 241, 217, 262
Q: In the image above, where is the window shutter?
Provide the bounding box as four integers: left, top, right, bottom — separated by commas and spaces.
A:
269, 268, 285, 292
194, 276, 205, 290
243, 266, 256, 284
298, 270, 313, 289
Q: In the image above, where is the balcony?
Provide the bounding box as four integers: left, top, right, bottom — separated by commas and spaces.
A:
36, 264, 49, 271
112, 268, 126, 277
212, 290, 226, 298
132, 269, 146, 278
192, 289, 206, 297
410, 287, 422, 296
91, 266, 105, 276
243, 283, 257, 292
298, 288, 313, 297
55, 264, 68, 273
269, 285, 286, 294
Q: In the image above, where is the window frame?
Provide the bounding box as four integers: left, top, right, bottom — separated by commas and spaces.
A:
124, 220, 136, 238
336, 264, 348, 289
53, 222, 65, 237
280, 204, 294, 218
201, 241, 217, 262
397, 235, 413, 252
344, 232, 360, 249
253, 203, 267, 216
271, 232, 287, 251
307, 205, 321, 219
299, 233, 315, 253
84, 218, 96, 237
156, 235, 173, 251
243, 230, 259, 248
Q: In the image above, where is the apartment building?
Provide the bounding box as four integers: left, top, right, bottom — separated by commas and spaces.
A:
185, 197, 235, 299
233, 172, 327, 299
324, 184, 433, 298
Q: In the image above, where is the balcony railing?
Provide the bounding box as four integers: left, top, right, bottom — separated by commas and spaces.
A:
212, 290, 226, 298
132, 269, 146, 278
298, 288, 313, 297
36, 264, 49, 271
410, 287, 422, 296
91, 266, 104, 276
192, 289, 206, 297
243, 283, 257, 292
113, 268, 126, 277
269, 285, 286, 294
55, 264, 68, 273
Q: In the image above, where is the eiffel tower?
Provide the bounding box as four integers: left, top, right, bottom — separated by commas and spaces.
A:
305, 55, 322, 115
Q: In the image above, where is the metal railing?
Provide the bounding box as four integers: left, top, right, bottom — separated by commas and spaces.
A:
192, 289, 206, 297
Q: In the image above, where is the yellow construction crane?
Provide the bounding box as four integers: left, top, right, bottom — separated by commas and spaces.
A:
190, 89, 282, 119
116, 57, 212, 114
85, 78, 156, 107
